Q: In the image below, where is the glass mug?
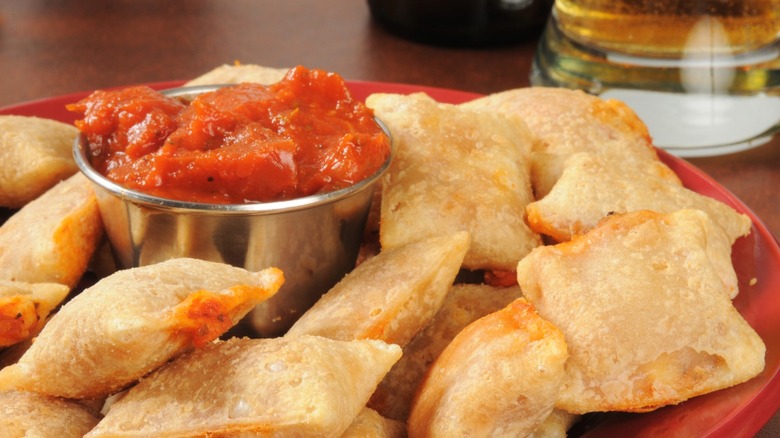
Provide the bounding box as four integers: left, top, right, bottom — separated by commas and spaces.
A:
532, 0, 780, 156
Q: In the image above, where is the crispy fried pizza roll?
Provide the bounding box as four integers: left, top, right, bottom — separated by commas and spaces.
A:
462, 87, 665, 198
408, 298, 568, 437
341, 407, 407, 438
366, 92, 541, 272
0, 280, 69, 348
0, 390, 101, 437
0, 258, 284, 399
516, 209, 766, 414
184, 63, 289, 86
0, 172, 103, 288
87, 336, 401, 437
286, 231, 470, 346
0, 115, 79, 208
526, 153, 752, 244
369, 283, 523, 421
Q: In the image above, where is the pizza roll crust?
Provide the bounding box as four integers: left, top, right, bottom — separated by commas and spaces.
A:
369, 283, 523, 421
462, 87, 660, 198
0, 172, 103, 288
286, 231, 470, 346
0, 390, 100, 437
0, 115, 79, 208
517, 209, 765, 413
408, 298, 568, 437
0, 258, 283, 399
341, 407, 407, 438
368, 92, 540, 271
526, 152, 751, 245
184, 63, 289, 86
87, 336, 401, 437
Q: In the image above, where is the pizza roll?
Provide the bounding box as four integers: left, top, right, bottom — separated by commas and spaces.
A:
0, 390, 101, 437
369, 283, 523, 421
341, 407, 407, 438
0, 115, 79, 208
526, 152, 752, 244
185, 63, 289, 86
286, 231, 470, 346
462, 87, 663, 198
86, 335, 401, 437
366, 92, 541, 272
408, 298, 568, 437
0, 280, 69, 348
516, 209, 766, 413
0, 258, 284, 399
0, 172, 103, 288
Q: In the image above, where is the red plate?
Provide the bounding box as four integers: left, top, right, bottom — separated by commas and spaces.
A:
2, 81, 779, 437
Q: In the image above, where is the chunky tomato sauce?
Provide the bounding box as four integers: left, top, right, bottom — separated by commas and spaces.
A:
68, 66, 391, 204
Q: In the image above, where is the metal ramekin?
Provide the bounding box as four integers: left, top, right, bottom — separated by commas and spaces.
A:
73, 85, 393, 337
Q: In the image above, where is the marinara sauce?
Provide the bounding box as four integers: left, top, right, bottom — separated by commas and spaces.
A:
68, 66, 391, 204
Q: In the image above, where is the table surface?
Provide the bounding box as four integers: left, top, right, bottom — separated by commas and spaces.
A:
1, 1, 777, 436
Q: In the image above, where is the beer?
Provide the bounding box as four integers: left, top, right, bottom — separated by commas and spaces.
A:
531, 0, 780, 156
554, 0, 780, 57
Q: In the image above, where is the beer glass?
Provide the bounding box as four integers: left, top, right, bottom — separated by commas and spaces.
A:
531, 0, 780, 156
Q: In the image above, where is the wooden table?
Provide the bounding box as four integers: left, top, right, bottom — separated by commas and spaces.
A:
1, 1, 778, 435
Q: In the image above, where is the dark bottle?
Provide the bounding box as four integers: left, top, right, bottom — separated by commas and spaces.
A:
367, 0, 554, 47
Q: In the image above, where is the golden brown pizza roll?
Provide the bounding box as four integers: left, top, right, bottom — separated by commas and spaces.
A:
184, 63, 289, 86
0, 258, 284, 399
462, 87, 663, 198
0, 115, 79, 208
516, 209, 766, 414
0, 390, 101, 437
0, 172, 103, 288
369, 283, 523, 421
408, 298, 568, 437
0, 280, 69, 348
366, 92, 541, 272
286, 231, 470, 346
526, 152, 752, 244
86, 335, 401, 437
341, 407, 407, 438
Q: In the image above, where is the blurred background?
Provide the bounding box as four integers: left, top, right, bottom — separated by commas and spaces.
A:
0, 0, 549, 107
